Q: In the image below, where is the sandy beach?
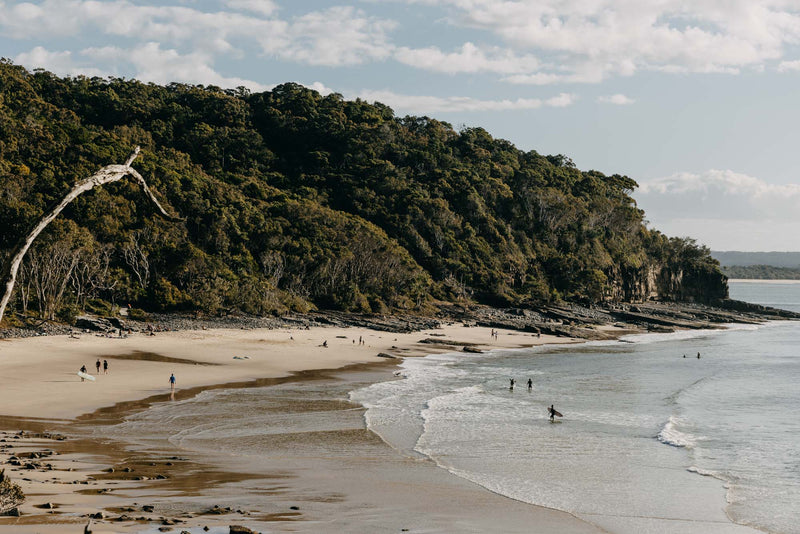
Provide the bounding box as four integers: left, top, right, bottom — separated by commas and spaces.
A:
0, 322, 608, 533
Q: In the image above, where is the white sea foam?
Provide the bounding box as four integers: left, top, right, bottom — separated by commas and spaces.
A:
658, 415, 697, 448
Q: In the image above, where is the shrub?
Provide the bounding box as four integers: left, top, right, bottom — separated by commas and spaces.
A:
127, 308, 151, 321
0, 470, 24, 515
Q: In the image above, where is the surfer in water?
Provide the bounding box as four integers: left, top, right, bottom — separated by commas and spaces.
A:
527, 378, 533, 390
697, 352, 701, 359
509, 378, 515, 390
549, 404, 556, 422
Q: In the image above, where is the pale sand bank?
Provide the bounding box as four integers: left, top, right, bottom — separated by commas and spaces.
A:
0, 323, 574, 420
0, 323, 605, 533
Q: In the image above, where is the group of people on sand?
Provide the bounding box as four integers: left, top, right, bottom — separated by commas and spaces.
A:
79, 358, 109, 381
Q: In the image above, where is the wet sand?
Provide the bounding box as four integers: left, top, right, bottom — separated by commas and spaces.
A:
0, 323, 608, 533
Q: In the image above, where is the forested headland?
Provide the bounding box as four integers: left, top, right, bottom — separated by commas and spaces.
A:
722, 265, 800, 280
0, 61, 727, 325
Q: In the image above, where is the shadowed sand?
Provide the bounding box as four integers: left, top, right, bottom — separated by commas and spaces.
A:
0, 323, 608, 533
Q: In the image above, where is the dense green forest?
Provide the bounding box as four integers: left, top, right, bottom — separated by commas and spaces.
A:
0, 61, 727, 322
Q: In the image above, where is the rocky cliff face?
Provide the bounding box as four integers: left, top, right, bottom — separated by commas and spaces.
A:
607, 262, 727, 304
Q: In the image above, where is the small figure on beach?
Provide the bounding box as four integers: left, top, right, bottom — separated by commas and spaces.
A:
80, 365, 87, 381
169, 373, 176, 391
527, 378, 533, 390
103, 360, 108, 374
95, 359, 101, 373
549, 404, 556, 422
509, 378, 515, 390
697, 352, 701, 359
683, 354, 686, 358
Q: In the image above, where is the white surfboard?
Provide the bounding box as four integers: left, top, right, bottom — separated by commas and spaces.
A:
77, 371, 96, 381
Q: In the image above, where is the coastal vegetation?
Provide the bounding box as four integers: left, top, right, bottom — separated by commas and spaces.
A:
711, 251, 800, 268
722, 265, 800, 280
0, 61, 727, 322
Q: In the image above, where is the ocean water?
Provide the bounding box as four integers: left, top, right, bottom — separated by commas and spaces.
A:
351, 281, 800, 533
97, 281, 800, 533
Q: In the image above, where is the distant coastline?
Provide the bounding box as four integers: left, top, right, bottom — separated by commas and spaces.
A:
728, 278, 800, 284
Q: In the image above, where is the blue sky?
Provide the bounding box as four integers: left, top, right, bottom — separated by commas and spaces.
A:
3, 0, 800, 251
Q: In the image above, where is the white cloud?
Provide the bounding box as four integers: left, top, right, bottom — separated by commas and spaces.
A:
307, 82, 335, 95
15, 46, 107, 76
127, 42, 271, 90
636, 170, 800, 222
0, 1, 395, 67
225, 0, 278, 17
394, 42, 539, 74
635, 169, 800, 250
279, 6, 396, 66
545, 92, 576, 107
598, 94, 635, 105
357, 89, 575, 113
18, 43, 270, 91
777, 59, 800, 71
404, 0, 800, 83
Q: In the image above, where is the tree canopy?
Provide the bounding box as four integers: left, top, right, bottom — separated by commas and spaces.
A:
0, 61, 727, 321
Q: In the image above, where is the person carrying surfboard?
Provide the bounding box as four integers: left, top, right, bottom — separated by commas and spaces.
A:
80, 365, 87, 382
548, 404, 563, 422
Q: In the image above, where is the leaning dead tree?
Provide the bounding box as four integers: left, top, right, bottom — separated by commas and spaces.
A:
0, 147, 181, 324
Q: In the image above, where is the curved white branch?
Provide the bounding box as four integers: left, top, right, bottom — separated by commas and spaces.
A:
0, 147, 181, 324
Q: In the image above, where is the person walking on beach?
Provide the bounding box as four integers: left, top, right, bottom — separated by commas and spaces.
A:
95, 359, 101, 374
527, 378, 533, 390
169, 373, 176, 391
80, 365, 87, 381
549, 404, 557, 422
103, 359, 108, 374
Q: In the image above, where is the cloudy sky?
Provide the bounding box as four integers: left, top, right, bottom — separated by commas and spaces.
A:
3, 0, 800, 251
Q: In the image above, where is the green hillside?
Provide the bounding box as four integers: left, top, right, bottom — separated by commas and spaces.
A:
0, 61, 727, 321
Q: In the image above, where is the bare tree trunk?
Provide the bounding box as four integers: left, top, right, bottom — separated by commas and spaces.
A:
0, 147, 181, 324
123, 229, 152, 292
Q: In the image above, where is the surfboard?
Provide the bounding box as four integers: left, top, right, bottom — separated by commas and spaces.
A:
549, 408, 563, 417
77, 371, 96, 381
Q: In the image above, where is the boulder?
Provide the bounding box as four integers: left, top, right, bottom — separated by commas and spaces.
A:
75, 315, 113, 332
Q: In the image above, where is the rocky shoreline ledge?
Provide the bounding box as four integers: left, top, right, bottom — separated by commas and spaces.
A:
1, 298, 796, 341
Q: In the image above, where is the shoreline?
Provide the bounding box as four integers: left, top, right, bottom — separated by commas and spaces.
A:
1, 323, 609, 533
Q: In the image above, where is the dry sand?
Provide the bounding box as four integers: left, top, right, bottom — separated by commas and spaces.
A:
0, 323, 607, 533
